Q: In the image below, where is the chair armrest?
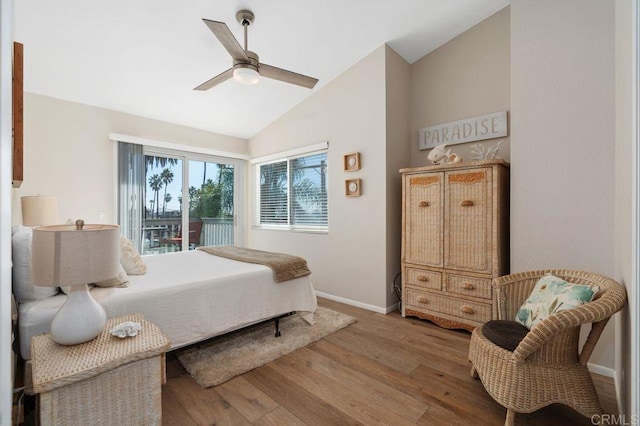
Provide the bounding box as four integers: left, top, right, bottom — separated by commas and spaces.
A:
511, 309, 583, 361
493, 269, 626, 320
511, 286, 626, 362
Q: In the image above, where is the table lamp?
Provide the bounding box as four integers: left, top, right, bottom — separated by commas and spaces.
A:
32, 220, 120, 345
21, 195, 58, 226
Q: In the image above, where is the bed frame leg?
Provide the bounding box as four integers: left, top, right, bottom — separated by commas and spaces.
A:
273, 312, 295, 337
275, 318, 282, 337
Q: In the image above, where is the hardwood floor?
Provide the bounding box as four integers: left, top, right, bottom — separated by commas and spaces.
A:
163, 297, 617, 426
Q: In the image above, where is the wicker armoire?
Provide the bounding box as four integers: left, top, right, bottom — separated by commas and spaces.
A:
400, 159, 509, 331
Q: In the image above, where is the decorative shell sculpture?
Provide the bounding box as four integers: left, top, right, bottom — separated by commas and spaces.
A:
427, 143, 462, 165
110, 321, 142, 338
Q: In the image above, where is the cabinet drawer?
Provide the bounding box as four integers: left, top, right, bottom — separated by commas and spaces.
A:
446, 274, 492, 300
405, 288, 491, 323
405, 268, 441, 290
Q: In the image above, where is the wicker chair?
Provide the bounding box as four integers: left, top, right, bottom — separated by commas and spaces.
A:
468, 269, 626, 426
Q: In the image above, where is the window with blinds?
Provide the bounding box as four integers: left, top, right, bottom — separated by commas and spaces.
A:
256, 151, 328, 230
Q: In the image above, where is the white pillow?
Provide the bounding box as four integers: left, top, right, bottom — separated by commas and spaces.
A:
60, 284, 94, 295
12, 225, 59, 303
119, 235, 147, 275
59, 264, 129, 294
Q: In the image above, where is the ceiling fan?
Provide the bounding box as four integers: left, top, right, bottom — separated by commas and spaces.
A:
194, 10, 318, 91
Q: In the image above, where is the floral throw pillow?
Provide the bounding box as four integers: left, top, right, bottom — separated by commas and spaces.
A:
515, 274, 599, 329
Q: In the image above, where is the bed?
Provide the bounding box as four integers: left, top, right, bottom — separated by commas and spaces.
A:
16, 249, 318, 360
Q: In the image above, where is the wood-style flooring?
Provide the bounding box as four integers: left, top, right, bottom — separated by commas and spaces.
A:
163, 297, 617, 426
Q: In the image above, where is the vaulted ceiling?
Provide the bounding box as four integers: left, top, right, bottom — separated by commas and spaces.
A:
15, 0, 509, 139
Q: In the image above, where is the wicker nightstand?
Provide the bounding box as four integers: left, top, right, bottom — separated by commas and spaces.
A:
31, 314, 170, 425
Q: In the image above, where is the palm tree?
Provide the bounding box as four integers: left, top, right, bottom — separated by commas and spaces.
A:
292, 178, 323, 224
260, 161, 288, 223
217, 164, 234, 216
186, 186, 196, 216
291, 157, 327, 224
164, 193, 172, 212
160, 168, 174, 215
257, 156, 327, 225
148, 174, 163, 219
145, 155, 178, 174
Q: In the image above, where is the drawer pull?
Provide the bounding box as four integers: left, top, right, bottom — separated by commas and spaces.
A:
461, 282, 475, 290
460, 200, 474, 207
417, 275, 429, 282
460, 306, 475, 315
418, 201, 430, 207
416, 296, 430, 304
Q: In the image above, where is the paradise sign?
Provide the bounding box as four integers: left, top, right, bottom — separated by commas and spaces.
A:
418, 111, 507, 150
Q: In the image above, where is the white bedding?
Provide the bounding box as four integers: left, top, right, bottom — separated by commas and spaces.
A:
17, 250, 317, 359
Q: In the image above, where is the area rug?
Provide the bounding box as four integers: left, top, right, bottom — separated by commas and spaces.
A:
176, 307, 357, 387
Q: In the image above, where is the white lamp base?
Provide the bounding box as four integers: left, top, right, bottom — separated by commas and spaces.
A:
50, 284, 107, 345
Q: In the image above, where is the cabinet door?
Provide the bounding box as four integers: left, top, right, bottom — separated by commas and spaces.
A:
405, 173, 443, 267
444, 168, 492, 273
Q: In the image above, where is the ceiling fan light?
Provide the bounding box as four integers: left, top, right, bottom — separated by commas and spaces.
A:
233, 67, 260, 85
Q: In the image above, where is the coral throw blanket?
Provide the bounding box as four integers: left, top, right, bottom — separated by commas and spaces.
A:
197, 245, 311, 283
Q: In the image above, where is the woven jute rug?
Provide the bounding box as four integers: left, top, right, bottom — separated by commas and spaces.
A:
176, 306, 357, 387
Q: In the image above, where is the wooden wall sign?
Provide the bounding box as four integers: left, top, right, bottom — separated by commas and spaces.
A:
12, 41, 23, 188
418, 111, 507, 151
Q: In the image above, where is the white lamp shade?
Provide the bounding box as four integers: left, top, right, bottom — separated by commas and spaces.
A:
21, 195, 58, 226
32, 224, 120, 287
233, 67, 260, 85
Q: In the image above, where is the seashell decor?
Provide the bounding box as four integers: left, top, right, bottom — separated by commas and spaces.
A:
470, 140, 503, 161
110, 321, 142, 338
427, 143, 463, 165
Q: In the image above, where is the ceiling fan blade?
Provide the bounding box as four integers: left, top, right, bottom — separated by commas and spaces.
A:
260, 64, 318, 89
202, 18, 249, 62
194, 68, 234, 91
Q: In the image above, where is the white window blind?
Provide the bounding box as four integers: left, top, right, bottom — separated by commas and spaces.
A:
256, 151, 328, 230
259, 160, 289, 224
290, 153, 328, 226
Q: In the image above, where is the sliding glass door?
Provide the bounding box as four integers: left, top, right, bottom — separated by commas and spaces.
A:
119, 143, 243, 255
188, 159, 235, 248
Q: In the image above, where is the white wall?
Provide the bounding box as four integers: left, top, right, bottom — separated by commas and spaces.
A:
511, 0, 616, 369
385, 46, 411, 309
13, 93, 248, 226
248, 46, 392, 311
410, 7, 510, 167
0, 0, 14, 423
614, 0, 637, 416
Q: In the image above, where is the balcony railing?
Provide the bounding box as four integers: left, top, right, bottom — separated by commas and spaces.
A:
142, 217, 234, 255
201, 217, 234, 246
